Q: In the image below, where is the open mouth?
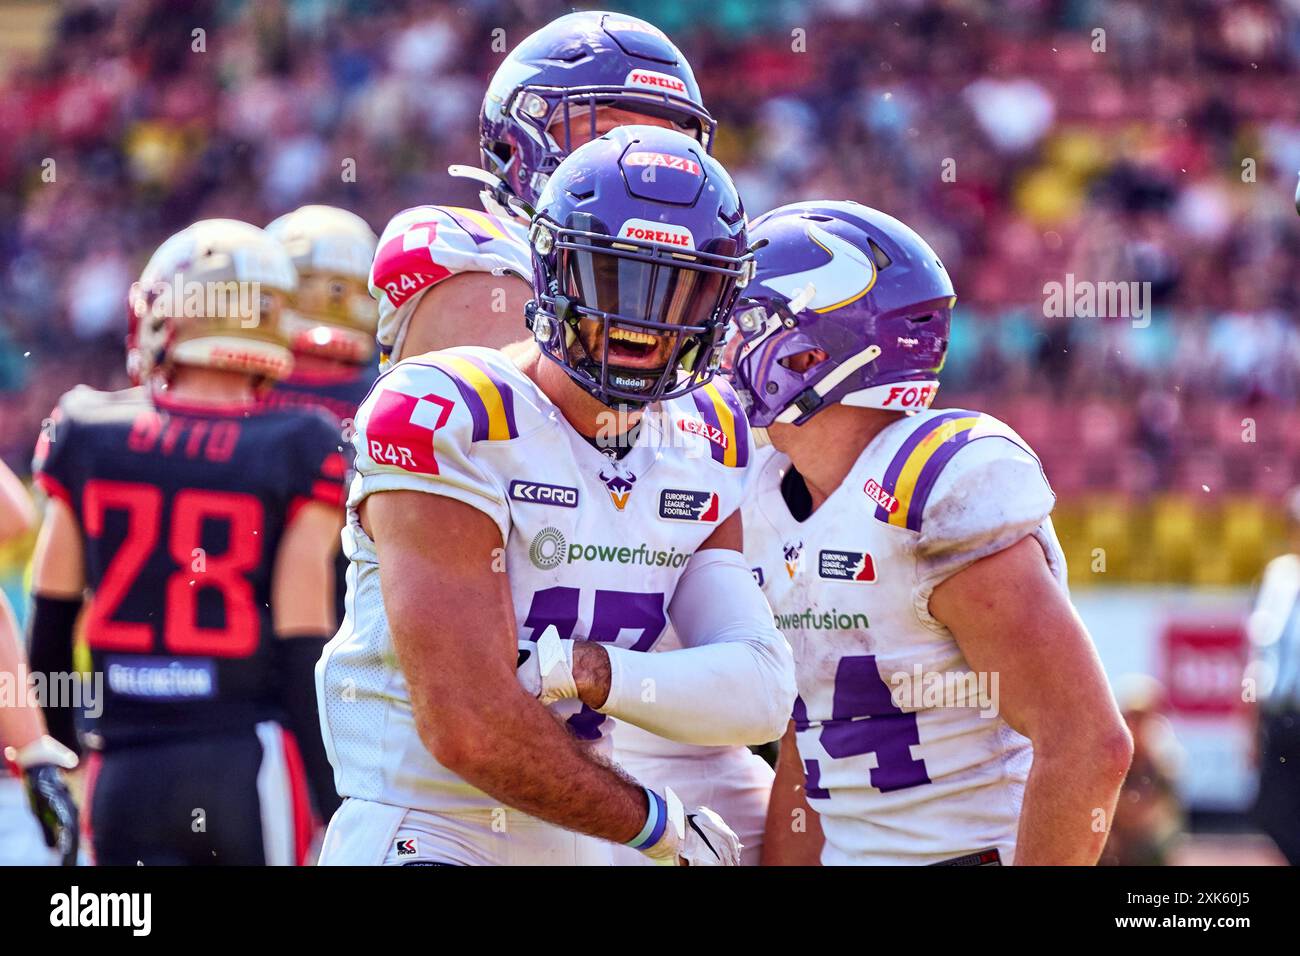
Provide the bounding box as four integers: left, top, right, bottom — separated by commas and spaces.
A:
605, 326, 666, 368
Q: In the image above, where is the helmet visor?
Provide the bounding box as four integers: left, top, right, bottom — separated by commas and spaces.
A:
530, 221, 750, 405
561, 243, 734, 332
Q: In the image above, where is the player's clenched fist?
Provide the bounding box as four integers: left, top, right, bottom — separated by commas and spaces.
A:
515, 626, 579, 705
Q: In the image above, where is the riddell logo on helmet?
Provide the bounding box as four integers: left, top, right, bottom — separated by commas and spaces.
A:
882, 384, 936, 408
619, 219, 694, 248
624, 70, 688, 95
624, 152, 701, 176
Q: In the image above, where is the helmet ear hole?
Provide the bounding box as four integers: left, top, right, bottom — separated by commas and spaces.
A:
779, 348, 829, 374
678, 117, 704, 139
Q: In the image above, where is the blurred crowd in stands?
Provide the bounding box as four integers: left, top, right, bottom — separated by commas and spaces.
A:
1, 0, 1298, 512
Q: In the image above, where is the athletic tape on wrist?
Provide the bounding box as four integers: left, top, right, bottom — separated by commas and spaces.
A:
626, 787, 669, 851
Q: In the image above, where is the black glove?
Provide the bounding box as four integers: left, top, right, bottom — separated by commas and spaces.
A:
24, 764, 79, 866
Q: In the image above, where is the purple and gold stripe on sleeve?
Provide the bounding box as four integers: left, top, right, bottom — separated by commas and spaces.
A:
690, 380, 750, 468
441, 206, 509, 244
875, 410, 982, 532
425, 354, 519, 442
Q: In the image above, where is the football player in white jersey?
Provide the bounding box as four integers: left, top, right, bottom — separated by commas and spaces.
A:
726, 202, 1133, 865
366, 12, 780, 865
315, 126, 796, 866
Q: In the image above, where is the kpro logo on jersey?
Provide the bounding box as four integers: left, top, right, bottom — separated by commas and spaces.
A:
394, 837, 418, 858
658, 488, 720, 523
624, 69, 688, 96
863, 478, 899, 514
619, 219, 694, 249
365, 389, 454, 474
509, 479, 579, 508
818, 550, 877, 582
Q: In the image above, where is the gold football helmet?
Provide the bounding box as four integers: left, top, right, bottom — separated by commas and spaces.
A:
265, 205, 379, 364
127, 218, 297, 384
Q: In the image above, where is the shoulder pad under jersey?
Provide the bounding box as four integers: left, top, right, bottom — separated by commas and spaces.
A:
865, 409, 1049, 535
349, 346, 547, 539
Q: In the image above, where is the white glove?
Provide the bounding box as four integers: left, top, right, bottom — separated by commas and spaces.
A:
638, 788, 743, 866
516, 625, 579, 705
677, 805, 743, 866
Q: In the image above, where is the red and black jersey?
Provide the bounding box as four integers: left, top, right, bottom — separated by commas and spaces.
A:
32, 385, 347, 748
264, 360, 377, 624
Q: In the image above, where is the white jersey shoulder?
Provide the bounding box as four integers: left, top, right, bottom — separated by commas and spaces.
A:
888, 408, 1062, 621
350, 345, 549, 541
370, 206, 530, 362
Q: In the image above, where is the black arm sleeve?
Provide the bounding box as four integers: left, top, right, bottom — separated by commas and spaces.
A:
26, 594, 83, 755
275, 635, 341, 822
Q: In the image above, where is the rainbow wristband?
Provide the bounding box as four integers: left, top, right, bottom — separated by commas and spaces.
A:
626, 787, 669, 851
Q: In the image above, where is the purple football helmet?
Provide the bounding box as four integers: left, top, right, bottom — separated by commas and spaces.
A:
729, 201, 954, 427
480, 11, 715, 211
525, 125, 752, 408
